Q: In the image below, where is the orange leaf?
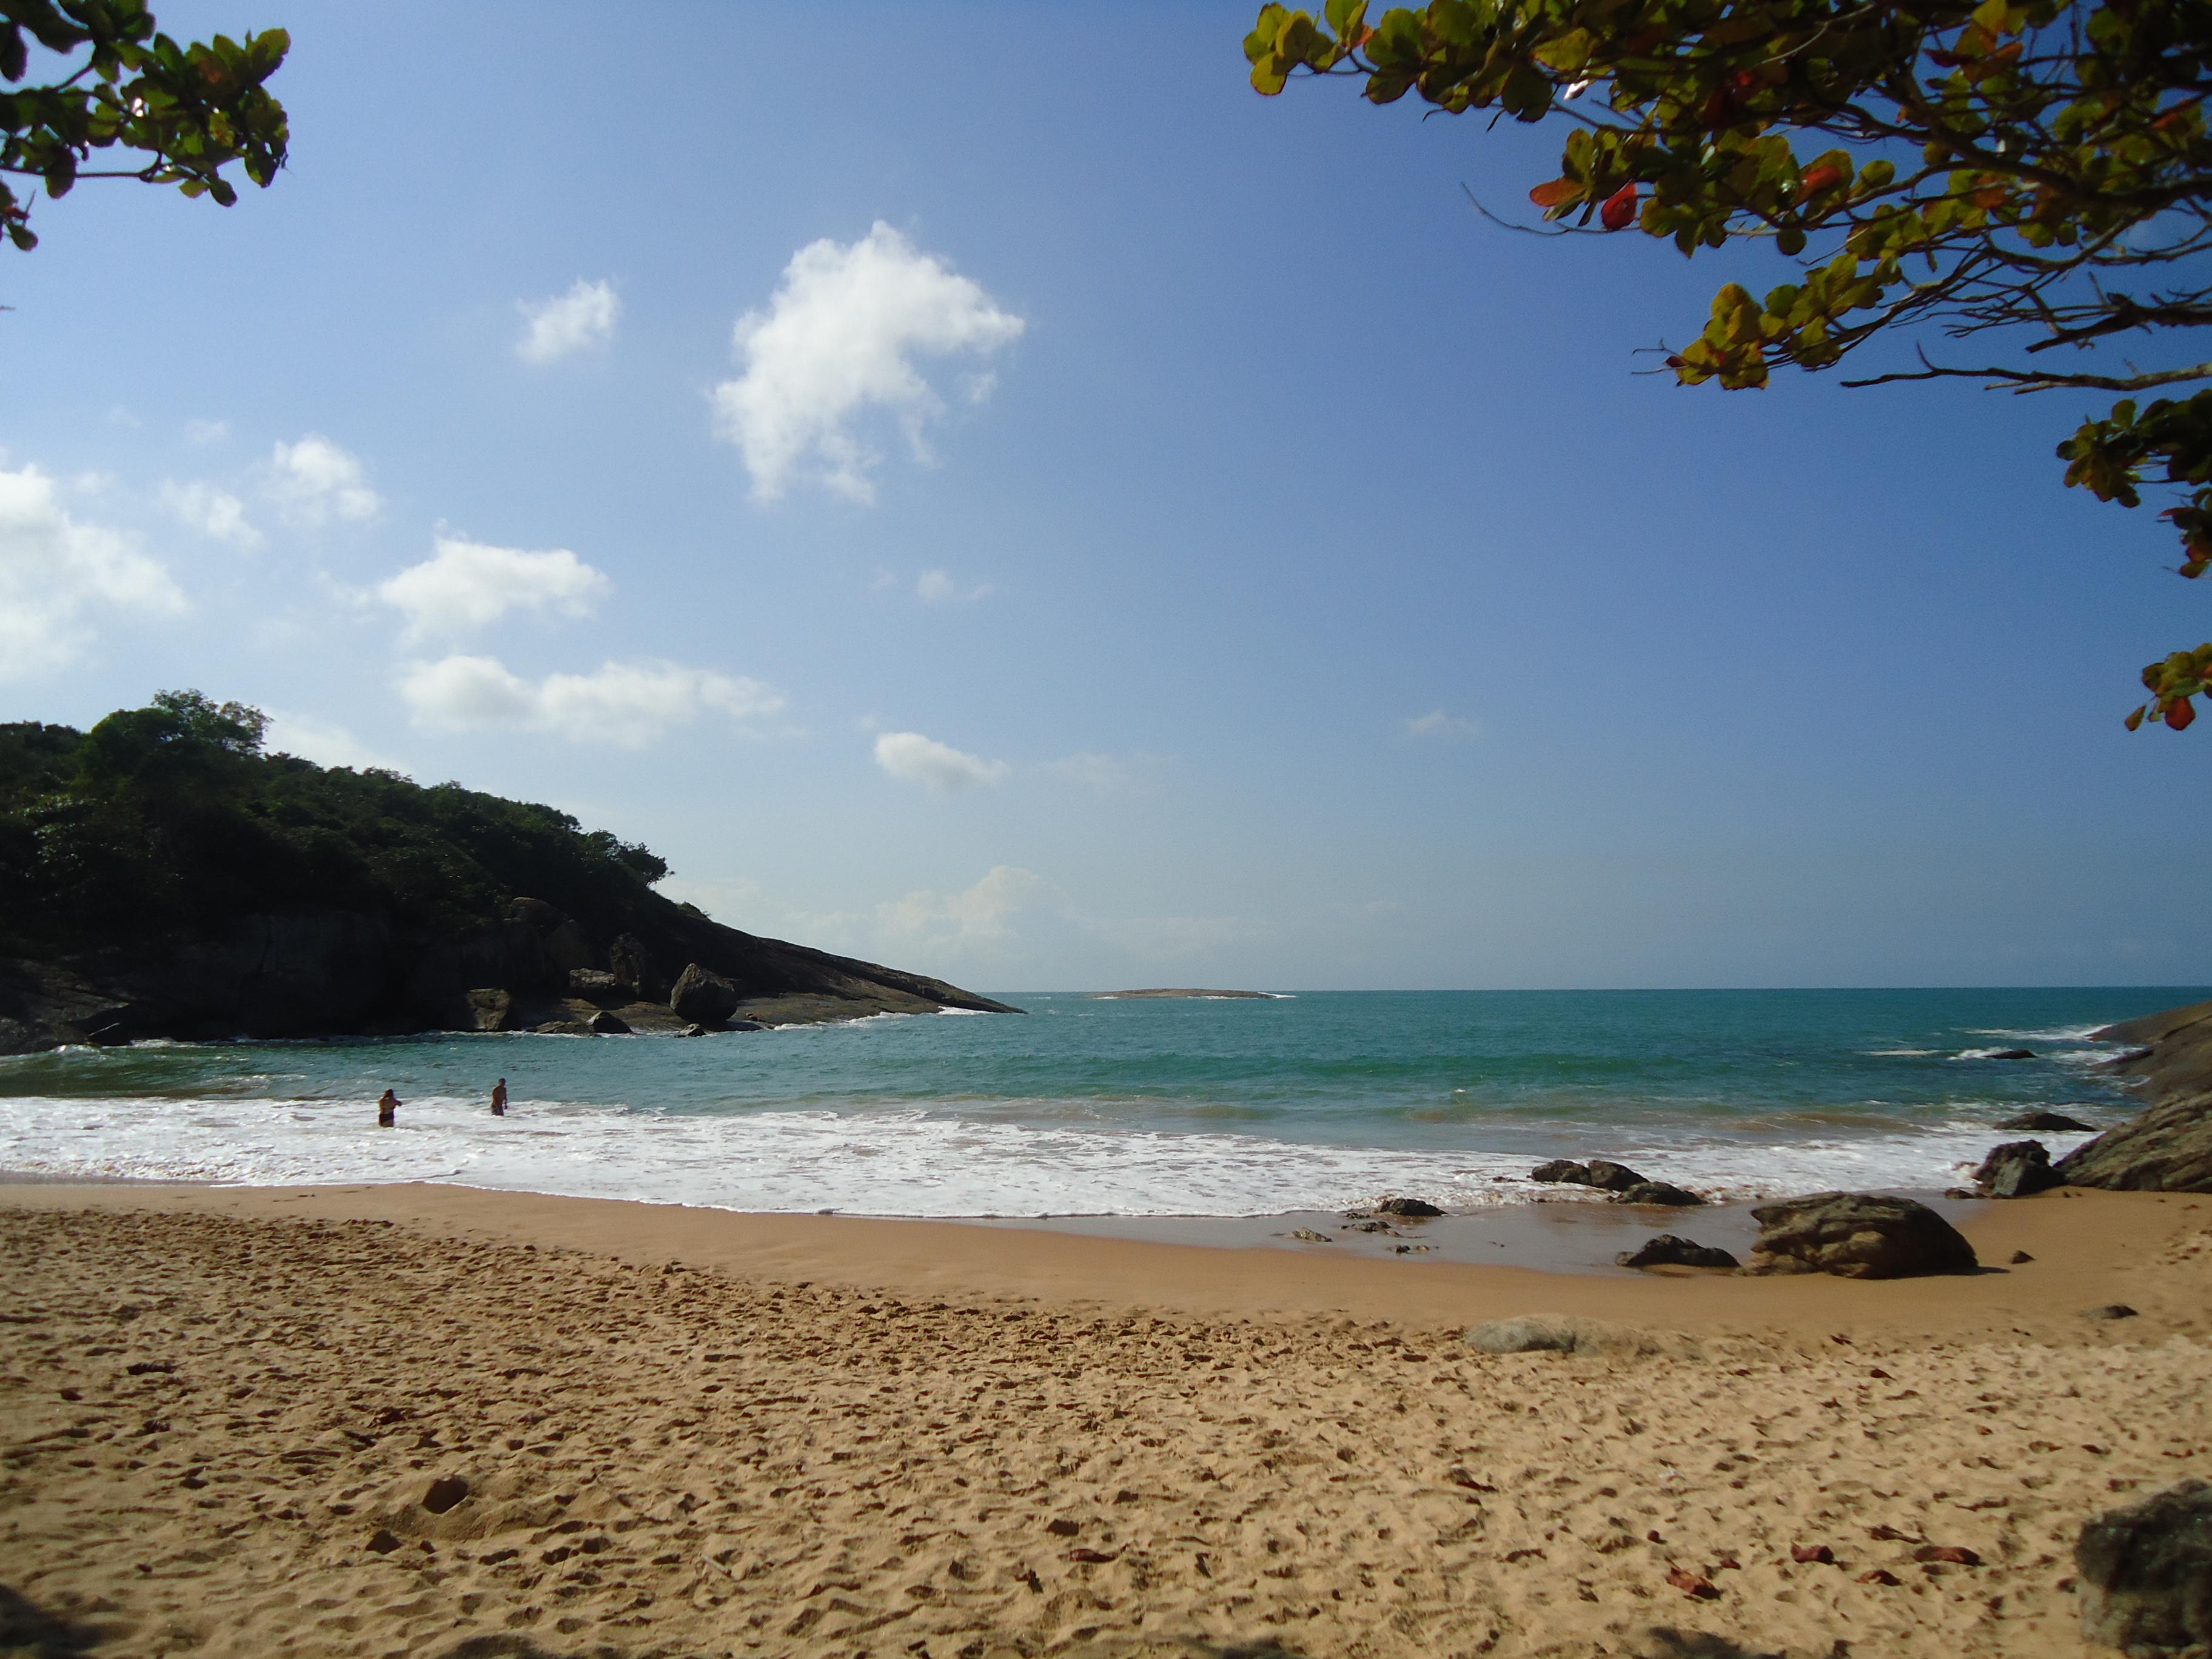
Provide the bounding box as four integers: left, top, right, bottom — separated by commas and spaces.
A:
1529, 178, 1581, 208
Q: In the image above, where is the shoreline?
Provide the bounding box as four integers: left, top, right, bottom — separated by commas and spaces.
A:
5, 1181, 2210, 1657
4, 1178, 2207, 1341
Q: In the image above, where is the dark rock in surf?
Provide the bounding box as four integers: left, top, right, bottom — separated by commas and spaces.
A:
1583, 1159, 1652, 1193
1744, 1191, 1978, 1279
1376, 1196, 1445, 1218
1999, 1110, 2096, 1132
1616, 1235, 1738, 1270
1973, 1139, 2060, 1198
1531, 1160, 1590, 1184
2076, 1480, 2212, 1655
1615, 1181, 1705, 1207
669, 963, 740, 1024
587, 1010, 631, 1035
1985, 1048, 2036, 1060
532, 1019, 595, 1036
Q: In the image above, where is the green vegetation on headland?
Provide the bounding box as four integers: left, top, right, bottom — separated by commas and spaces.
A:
0, 692, 1015, 1051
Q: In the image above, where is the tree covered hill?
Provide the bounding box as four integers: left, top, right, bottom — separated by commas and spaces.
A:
0, 692, 1012, 1049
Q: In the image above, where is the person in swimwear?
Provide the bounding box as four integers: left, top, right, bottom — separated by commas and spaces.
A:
376, 1088, 400, 1127
491, 1078, 508, 1117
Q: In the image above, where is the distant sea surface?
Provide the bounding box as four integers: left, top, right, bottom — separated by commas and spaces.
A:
0, 988, 2198, 1217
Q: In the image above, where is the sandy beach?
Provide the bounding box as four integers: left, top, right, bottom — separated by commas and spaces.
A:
3, 1181, 2208, 1658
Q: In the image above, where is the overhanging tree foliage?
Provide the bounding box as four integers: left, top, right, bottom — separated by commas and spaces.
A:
2, 0, 289, 257
1245, 0, 2212, 729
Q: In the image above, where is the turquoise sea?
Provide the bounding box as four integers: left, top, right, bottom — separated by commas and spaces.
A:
0, 987, 2196, 1216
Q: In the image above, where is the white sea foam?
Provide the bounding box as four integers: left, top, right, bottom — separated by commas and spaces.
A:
0, 1093, 2101, 1217
1966, 1025, 2111, 1042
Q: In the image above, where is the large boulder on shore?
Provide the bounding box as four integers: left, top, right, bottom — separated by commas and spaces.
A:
1744, 1192, 1979, 1279
1974, 1139, 2060, 1198
2075, 1478, 2212, 1656
669, 963, 740, 1024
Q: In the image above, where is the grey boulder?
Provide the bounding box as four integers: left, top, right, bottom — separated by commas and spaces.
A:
668, 963, 740, 1024
1744, 1191, 1979, 1279
1616, 1181, 1705, 1207
1999, 1110, 2096, 1132
1974, 1139, 2061, 1198
1615, 1235, 1738, 1270
1376, 1196, 1445, 1218
2076, 1478, 2212, 1656
1530, 1159, 1589, 1184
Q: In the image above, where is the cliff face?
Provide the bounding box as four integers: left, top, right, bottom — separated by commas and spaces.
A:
0, 893, 1016, 1053
2054, 999, 2212, 1191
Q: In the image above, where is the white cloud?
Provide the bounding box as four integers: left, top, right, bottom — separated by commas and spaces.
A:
873, 730, 1010, 791
263, 711, 407, 773
916, 568, 993, 605
878, 865, 1048, 950
0, 463, 186, 680
517, 278, 621, 365
1406, 709, 1483, 740
265, 435, 381, 527
710, 221, 1025, 503
377, 532, 610, 642
160, 480, 262, 549
184, 418, 230, 446
398, 654, 784, 746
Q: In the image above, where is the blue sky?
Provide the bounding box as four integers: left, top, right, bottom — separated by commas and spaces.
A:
4, 1, 2207, 991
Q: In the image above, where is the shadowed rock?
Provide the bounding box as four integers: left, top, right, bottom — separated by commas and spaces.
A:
2076, 1478, 2212, 1656
1530, 1159, 1589, 1184
1744, 1192, 1978, 1279
1376, 1196, 1444, 1218
1617, 1181, 1706, 1207
1615, 1235, 1738, 1270
668, 964, 740, 1025
1973, 1139, 2060, 1198
1999, 1110, 2095, 1131
2056, 999, 2212, 1192
1583, 1159, 1652, 1193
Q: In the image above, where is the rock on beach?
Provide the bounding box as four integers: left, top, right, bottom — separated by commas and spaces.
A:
2075, 1478, 2212, 1656
1744, 1192, 1979, 1279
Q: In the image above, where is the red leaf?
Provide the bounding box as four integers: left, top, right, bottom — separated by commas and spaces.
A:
1666, 1566, 1720, 1598
1801, 163, 1845, 195
1859, 1568, 1902, 1585
1529, 178, 1581, 209
1792, 1544, 1836, 1564
2167, 697, 2197, 731
1913, 1544, 1982, 1566
1601, 184, 1638, 230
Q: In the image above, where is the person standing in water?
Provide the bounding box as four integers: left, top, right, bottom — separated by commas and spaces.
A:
491, 1078, 508, 1117
376, 1089, 400, 1127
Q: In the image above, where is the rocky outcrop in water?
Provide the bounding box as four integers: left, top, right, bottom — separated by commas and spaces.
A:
2053, 999, 2212, 1192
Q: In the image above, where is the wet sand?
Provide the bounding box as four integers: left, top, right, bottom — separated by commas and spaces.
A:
2, 1181, 2209, 1658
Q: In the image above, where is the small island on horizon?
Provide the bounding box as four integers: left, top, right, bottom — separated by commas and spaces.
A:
1089, 988, 1287, 1000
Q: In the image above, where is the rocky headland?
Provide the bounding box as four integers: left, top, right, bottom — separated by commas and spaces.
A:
0, 695, 1014, 1052
2051, 996, 2212, 1191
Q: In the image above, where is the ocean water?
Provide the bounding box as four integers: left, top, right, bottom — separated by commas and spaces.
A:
0, 988, 2195, 1217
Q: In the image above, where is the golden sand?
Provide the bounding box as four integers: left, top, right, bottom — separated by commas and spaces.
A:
2, 1183, 2208, 1658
